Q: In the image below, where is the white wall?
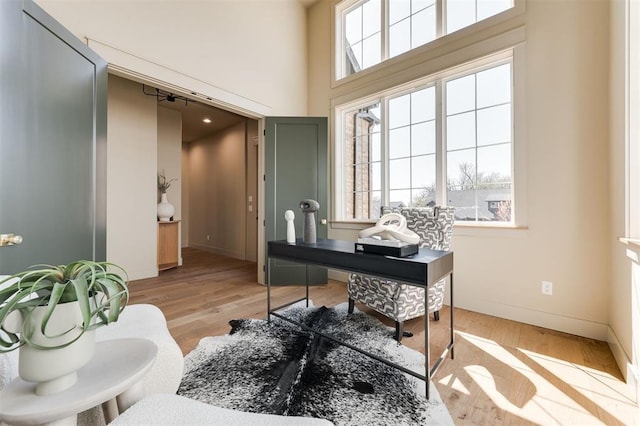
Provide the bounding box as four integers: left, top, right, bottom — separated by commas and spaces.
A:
35, 0, 309, 116
157, 106, 183, 265
308, 0, 611, 340
107, 75, 158, 280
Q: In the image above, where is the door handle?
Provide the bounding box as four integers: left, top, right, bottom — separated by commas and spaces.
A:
1, 234, 23, 247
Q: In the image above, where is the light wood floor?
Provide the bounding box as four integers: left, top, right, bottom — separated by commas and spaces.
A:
129, 248, 638, 425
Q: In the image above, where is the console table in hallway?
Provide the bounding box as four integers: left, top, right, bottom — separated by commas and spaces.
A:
266, 238, 454, 400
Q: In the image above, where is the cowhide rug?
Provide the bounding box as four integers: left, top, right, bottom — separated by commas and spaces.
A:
177, 303, 453, 425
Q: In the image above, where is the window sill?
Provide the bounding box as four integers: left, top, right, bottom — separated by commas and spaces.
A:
330, 220, 529, 236
453, 223, 529, 238
619, 238, 640, 263
329, 220, 375, 230
619, 237, 640, 248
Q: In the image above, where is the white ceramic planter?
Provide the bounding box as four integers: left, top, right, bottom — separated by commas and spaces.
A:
5, 302, 95, 395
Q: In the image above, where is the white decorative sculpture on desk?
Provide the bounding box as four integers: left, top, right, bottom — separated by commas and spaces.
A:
284, 210, 296, 244
358, 213, 420, 245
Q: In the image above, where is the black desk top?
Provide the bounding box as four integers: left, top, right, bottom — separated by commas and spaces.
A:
268, 238, 453, 287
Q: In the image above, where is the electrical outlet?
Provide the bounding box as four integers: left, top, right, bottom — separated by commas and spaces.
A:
206, 234, 210, 241
541, 281, 553, 295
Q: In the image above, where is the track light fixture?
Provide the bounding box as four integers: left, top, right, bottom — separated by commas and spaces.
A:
142, 85, 189, 105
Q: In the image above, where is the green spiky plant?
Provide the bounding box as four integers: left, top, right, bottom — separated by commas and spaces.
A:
0, 260, 129, 352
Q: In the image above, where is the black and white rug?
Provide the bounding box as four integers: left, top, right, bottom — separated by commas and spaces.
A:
177, 303, 453, 426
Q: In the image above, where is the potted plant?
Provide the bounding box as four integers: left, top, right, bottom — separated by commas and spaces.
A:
0, 260, 129, 395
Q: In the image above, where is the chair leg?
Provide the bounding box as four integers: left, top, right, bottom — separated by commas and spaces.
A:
433, 310, 440, 321
348, 298, 355, 314
394, 320, 415, 341
395, 321, 403, 342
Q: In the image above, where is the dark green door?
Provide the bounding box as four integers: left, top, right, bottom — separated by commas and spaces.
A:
265, 117, 328, 285
0, 0, 107, 274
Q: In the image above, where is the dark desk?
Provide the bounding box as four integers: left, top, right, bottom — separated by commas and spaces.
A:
266, 238, 454, 400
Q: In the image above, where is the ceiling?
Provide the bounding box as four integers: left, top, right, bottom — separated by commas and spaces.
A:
155, 95, 248, 143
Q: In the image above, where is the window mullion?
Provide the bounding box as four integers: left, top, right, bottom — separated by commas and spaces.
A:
474, 74, 479, 221
382, 97, 390, 208
435, 80, 445, 206
436, 0, 444, 37
382, 0, 389, 62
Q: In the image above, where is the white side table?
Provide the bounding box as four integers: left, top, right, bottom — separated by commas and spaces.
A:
0, 338, 157, 426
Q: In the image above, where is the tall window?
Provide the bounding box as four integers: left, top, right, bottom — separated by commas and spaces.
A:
388, 87, 437, 209
338, 58, 513, 223
445, 63, 512, 221
338, 0, 513, 79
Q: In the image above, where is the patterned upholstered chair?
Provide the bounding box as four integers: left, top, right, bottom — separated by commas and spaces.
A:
347, 206, 455, 342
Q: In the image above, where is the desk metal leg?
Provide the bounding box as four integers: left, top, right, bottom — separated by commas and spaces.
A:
424, 286, 430, 400
426, 272, 455, 400
266, 257, 271, 323
450, 272, 454, 360
305, 266, 309, 307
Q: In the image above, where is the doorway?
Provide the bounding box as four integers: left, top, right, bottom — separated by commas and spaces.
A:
146, 82, 260, 264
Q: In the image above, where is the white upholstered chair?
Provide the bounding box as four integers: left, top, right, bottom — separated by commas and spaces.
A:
347, 206, 455, 341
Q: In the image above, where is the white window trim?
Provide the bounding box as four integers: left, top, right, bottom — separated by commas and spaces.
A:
333, 46, 528, 229
332, 0, 526, 88
627, 0, 640, 239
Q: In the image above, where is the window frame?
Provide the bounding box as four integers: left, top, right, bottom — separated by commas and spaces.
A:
334, 48, 526, 228
333, 0, 525, 88
442, 57, 514, 223
382, 82, 439, 211
335, 0, 517, 83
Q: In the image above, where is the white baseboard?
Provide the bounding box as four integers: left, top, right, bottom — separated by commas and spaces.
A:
607, 327, 639, 403
331, 269, 609, 341
452, 296, 609, 340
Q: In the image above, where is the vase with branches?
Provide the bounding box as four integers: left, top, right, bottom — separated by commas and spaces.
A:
157, 170, 178, 194
157, 170, 177, 221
